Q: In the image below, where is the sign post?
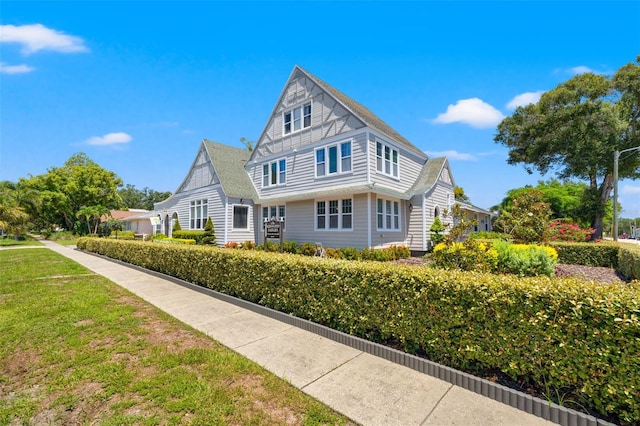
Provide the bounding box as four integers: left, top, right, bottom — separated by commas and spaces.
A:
264, 217, 284, 252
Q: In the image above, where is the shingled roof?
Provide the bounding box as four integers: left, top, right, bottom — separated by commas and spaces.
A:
203, 139, 258, 200
297, 66, 425, 158
409, 157, 449, 195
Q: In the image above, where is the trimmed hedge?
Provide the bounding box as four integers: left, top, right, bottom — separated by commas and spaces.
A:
618, 245, 640, 281
77, 238, 640, 423
548, 241, 620, 267
172, 230, 206, 245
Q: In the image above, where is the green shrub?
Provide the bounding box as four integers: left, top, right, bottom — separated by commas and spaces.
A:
241, 240, 256, 250
109, 230, 135, 240
430, 240, 498, 273
468, 231, 509, 241
548, 242, 619, 267
172, 220, 182, 232
282, 241, 299, 254
172, 230, 205, 244
76, 237, 640, 423
299, 242, 317, 256
202, 217, 217, 245
429, 216, 446, 245
618, 245, 640, 281
492, 241, 557, 277
337, 247, 360, 260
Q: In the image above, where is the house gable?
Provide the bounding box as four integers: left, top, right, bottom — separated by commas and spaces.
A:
251, 67, 367, 160
176, 144, 219, 193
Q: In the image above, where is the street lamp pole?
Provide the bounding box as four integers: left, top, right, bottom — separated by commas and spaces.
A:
613, 145, 640, 241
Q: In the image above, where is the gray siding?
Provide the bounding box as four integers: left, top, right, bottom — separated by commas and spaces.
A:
225, 198, 254, 244
407, 194, 426, 251
256, 195, 369, 249
368, 132, 425, 193
368, 194, 409, 248
250, 131, 369, 201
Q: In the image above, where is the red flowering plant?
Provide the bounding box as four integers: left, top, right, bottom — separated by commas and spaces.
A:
544, 220, 596, 242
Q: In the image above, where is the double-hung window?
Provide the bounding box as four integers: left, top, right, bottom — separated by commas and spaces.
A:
316, 199, 352, 230
376, 198, 400, 231
262, 158, 286, 187
315, 141, 352, 177
376, 141, 399, 178
190, 199, 208, 229
262, 205, 286, 229
283, 102, 311, 135
233, 205, 248, 229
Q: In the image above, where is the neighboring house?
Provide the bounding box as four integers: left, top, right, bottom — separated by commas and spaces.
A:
105, 209, 155, 235
154, 65, 489, 251
456, 202, 493, 234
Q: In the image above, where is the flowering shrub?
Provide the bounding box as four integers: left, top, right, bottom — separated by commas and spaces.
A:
430, 240, 498, 273
545, 220, 595, 242
224, 241, 239, 249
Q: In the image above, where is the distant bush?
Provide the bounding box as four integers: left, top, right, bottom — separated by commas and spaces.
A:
545, 220, 595, 242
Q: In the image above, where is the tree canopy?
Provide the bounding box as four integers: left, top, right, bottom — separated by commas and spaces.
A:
494, 56, 640, 238
118, 184, 171, 210
23, 153, 123, 234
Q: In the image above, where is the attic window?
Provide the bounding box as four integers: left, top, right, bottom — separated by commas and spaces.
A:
283, 103, 311, 135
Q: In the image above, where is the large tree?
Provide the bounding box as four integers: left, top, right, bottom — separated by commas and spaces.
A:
25, 153, 123, 234
494, 57, 640, 238
118, 184, 171, 210
495, 179, 610, 228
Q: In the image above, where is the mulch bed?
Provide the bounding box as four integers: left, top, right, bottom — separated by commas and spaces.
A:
394, 257, 630, 284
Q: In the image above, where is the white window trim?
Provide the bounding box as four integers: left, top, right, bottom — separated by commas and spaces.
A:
375, 140, 400, 179
315, 140, 353, 178
262, 204, 286, 231
232, 204, 250, 230
262, 158, 287, 188
283, 102, 312, 135
315, 198, 353, 231
376, 197, 401, 231
189, 199, 208, 230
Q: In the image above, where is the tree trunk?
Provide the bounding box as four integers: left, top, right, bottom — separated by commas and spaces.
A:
592, 173, 614, 240
591, 214, 604, 240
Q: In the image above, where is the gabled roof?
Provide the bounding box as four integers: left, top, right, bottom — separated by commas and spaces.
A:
250, 65, 426, 162
203, 139, 258, 200
409, 157, 452, 195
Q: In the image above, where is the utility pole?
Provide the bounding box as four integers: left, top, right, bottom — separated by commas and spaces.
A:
613, 146, 640, 241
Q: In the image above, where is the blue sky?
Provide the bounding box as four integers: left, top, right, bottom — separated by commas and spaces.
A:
1, 1, 639, 217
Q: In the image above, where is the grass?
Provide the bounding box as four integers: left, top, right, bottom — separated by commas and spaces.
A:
0, 236, 42, 247
0, 249, 352, 425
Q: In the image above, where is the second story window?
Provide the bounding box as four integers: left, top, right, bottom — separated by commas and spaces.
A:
262, 158, 286, 188
376, 141, 399, 178
284, 102, 312, 135
316, 141, 352, 177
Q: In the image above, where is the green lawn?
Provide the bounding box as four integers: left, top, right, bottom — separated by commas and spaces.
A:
0, 236, 42, 247
0, 249, 352, 425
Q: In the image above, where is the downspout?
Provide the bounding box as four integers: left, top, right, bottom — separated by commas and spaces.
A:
366, 130, 372, 248
422, 193, 427, 251
367, 193, 372, 248
224, 196, 229, 245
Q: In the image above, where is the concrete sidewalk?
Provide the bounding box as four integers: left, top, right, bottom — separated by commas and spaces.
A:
30, 240, 560, 426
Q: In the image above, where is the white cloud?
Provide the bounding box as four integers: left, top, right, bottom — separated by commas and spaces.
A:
425, 150, 476, 161
569, 66, 593, 75
507, 91, 544, 109
622, 184, 640, 195
0, 23, 88, 55
0, 62, 34, 74
433, 98, 505, 129
85, 132, 132, 146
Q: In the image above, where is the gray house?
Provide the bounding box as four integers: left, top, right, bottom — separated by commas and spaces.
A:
154, 65, 490, 251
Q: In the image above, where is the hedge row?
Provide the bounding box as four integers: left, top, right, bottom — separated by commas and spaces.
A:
76, 238, 640, 423
549, 241, 640, 280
